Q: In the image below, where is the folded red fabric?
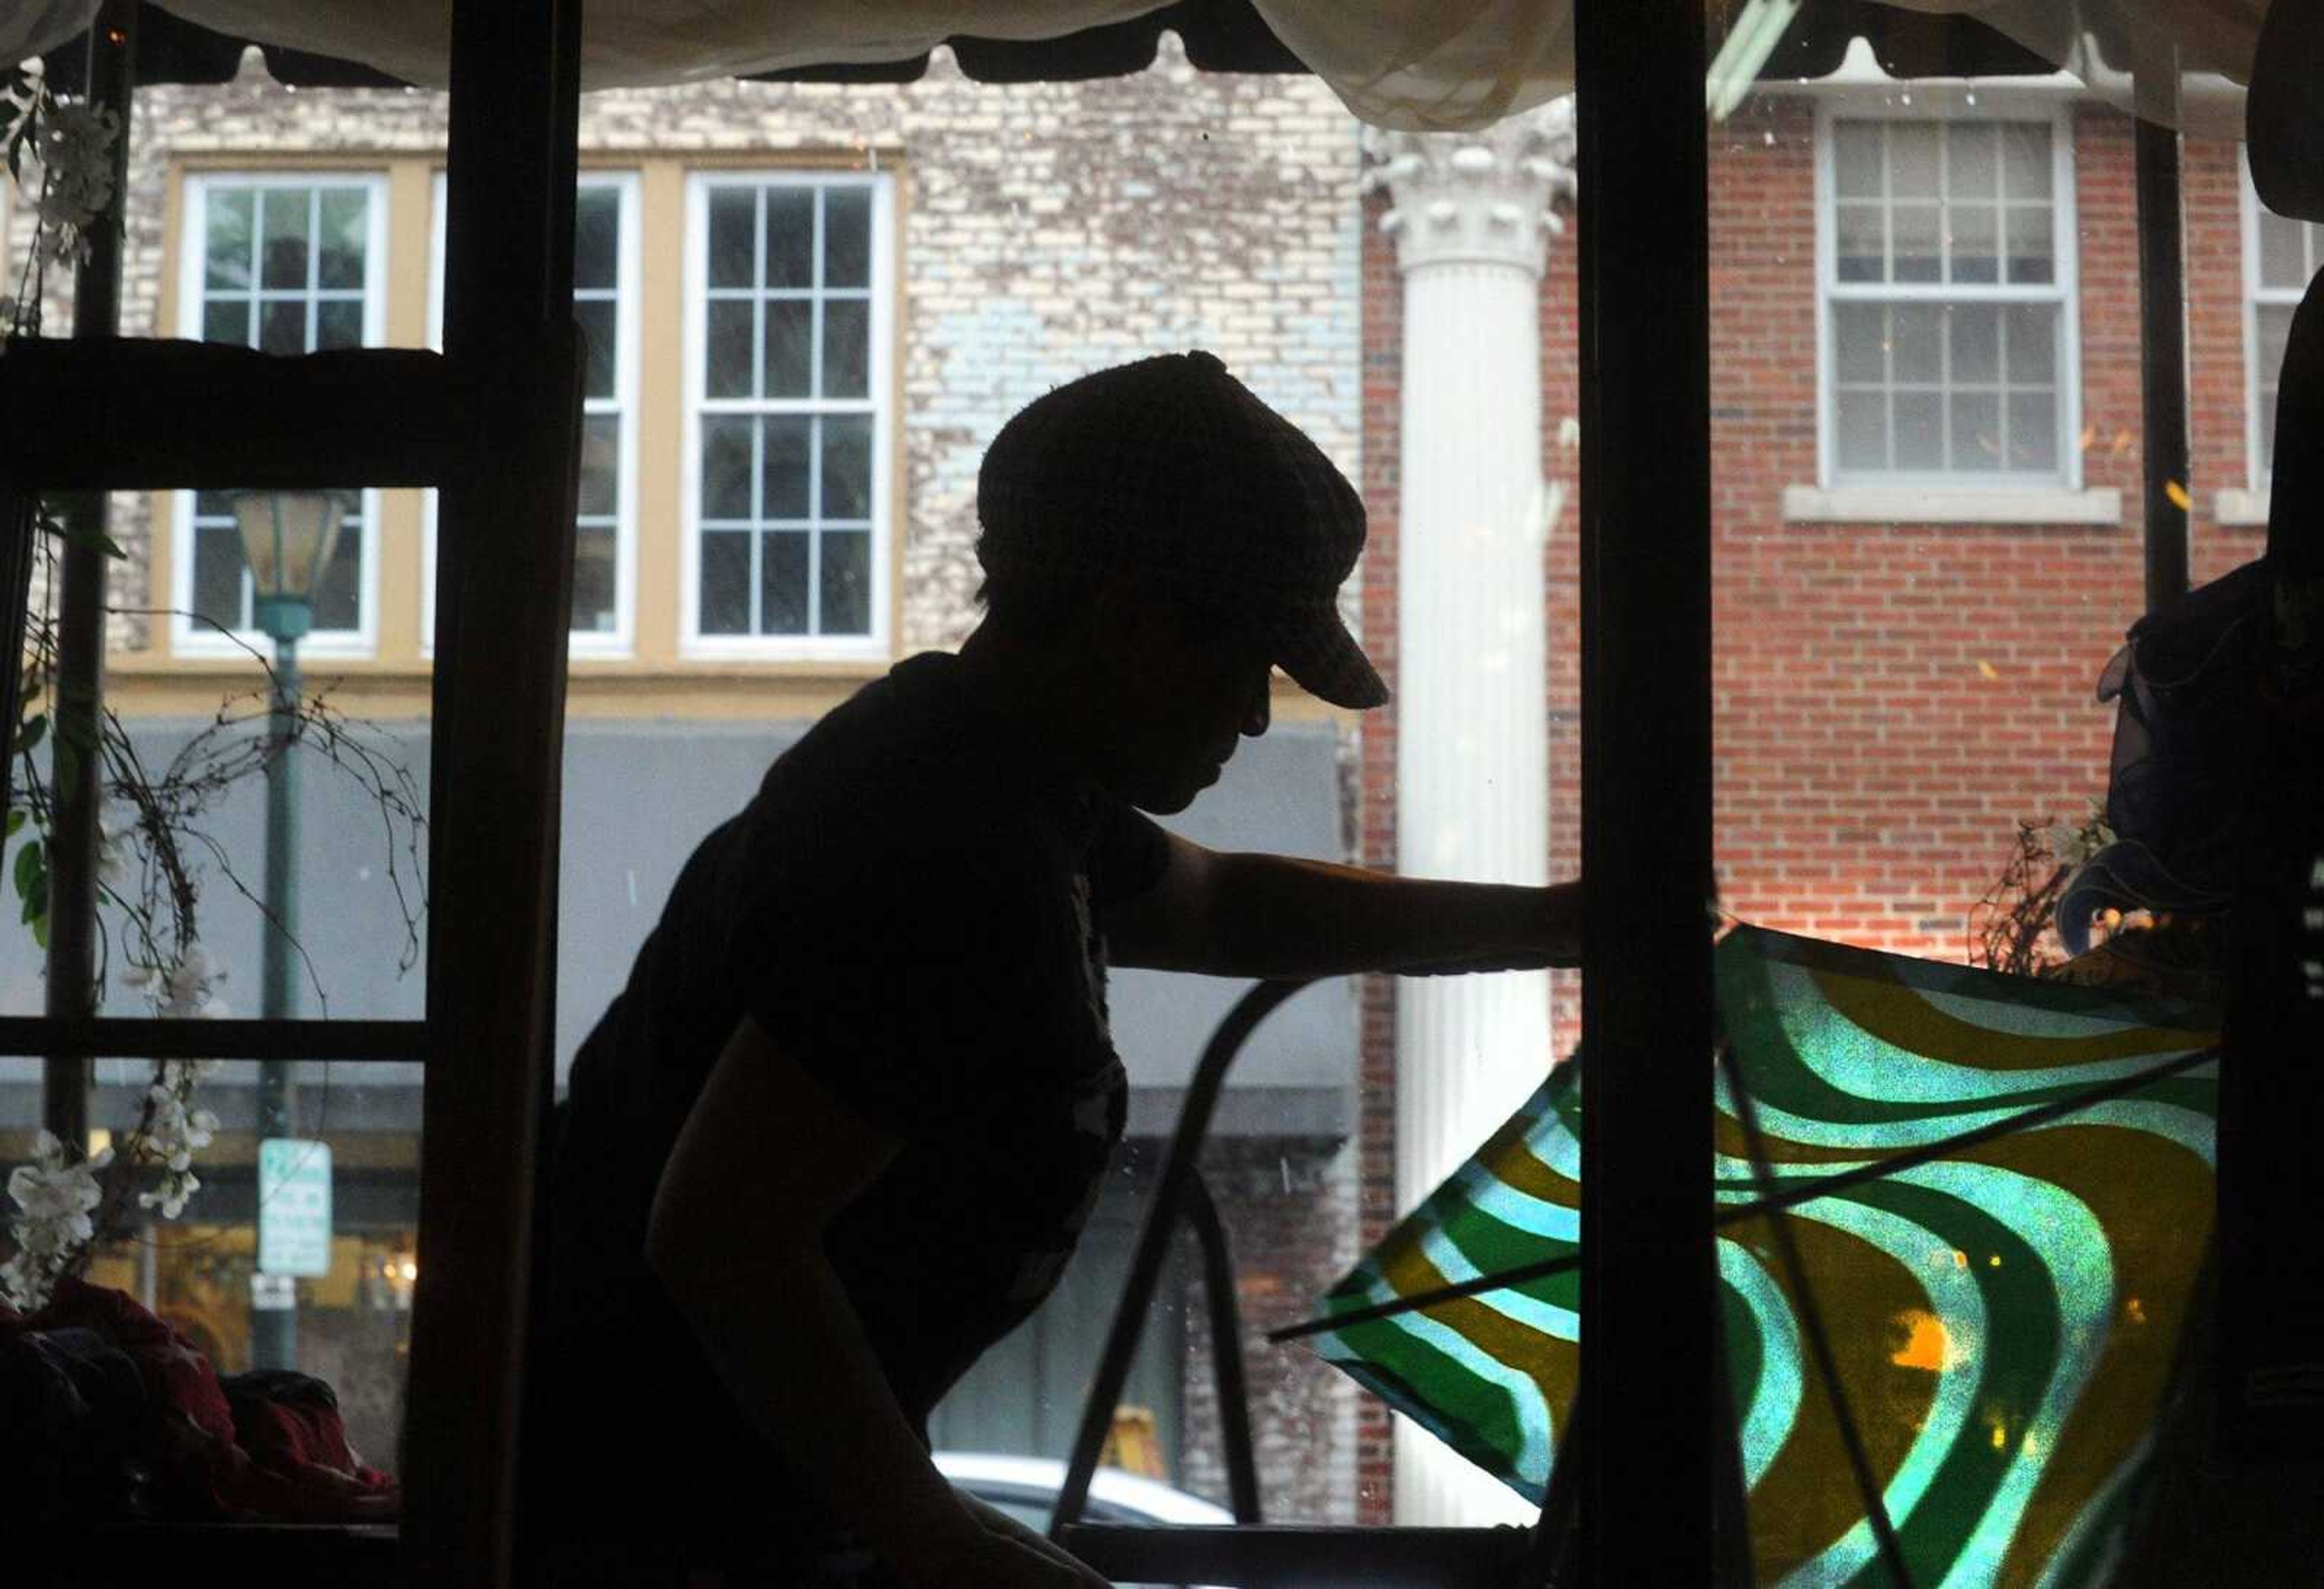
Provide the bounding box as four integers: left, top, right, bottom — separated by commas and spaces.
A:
27, 1277, 399, 1522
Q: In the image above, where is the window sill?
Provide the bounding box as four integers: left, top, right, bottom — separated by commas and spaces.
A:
1781, 485, 2122, 526
2214, 487, 2271, 528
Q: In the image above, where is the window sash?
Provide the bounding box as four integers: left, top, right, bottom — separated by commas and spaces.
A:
173, 173, 387, 656
2245, 166, 2324, 487
1816, 110, 2078, 491
422, 171, 641, 654
684, 172, 892, 657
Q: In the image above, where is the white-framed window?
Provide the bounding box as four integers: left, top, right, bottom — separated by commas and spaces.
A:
1816, 108, 2080, 490
683, 172, 894, 658
2245, 169, 2323, 487
425, 171, 641, 654
173, 172, 388, 655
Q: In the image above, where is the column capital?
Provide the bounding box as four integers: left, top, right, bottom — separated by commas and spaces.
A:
1361, 101, 1577, 277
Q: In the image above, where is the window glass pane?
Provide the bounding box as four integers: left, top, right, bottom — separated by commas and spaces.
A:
1891, 203, 1941, 283
2258, 212, 2307, 292
1834, 202, 1885, 282
260, 300, 307, 355
1946, 125, 1997, 199
1834, 388, 1886, 470
824, 185, 872, 289
704, 300, 755, 398
765, 188, 815, 290
699, 531, 751, 633
575, 188, 620, 293
762, 416, 812, 520
195, 490, 237, 520
1832, 303, 1885, 382
1832, 123, 1882, 198
192, 523, 248, 632
205, 188, 255, 290
573, 525, 618, 634
578, 414, 620, 518
761, 532, 811, 634
2001, 123, 2052, 199
203, 298, 251, 347
820, 415, 873, 521
315, 300, 364, 352
1889, 123, 1939, 198
2003, 304, 2056, 384
700, 418, 754, 521
1948, 203, 1998, 284
260, 188, 312, 290
1949, 392, 2001, 470
576, 300, 618, 400
312, 509, 363, 632
1893, 392, 1943, 470
1890, 304, 1941, 386
819, 529, 872, 636
317, 188, 367, 290
822, 300, 870, 399
2006, 391, 2057, 472
707, 188, 757, 289
2259, 304, 2293, 470
764, 300, 814, 398
1949, 304, 2000, 384
2004, 205, 2055, 284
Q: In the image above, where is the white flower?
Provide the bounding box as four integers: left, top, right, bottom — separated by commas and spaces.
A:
165, 943, 213, 1001
5, 1132, 111, 1304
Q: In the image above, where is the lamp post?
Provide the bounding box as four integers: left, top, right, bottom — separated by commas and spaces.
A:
227, 490, 344, 1373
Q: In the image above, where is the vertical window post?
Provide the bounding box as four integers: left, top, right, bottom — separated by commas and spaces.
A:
1575, 0, 1718, 1579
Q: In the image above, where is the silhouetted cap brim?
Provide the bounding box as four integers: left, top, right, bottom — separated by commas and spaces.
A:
1275, 601, 1390, 710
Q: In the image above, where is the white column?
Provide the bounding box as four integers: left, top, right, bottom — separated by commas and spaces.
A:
1364, 102, 1575, 1530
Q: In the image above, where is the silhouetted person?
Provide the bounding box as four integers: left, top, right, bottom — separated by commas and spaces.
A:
521, 352, 1581, 1587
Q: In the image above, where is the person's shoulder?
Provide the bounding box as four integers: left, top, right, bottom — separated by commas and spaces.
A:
761, 654, 1036, 851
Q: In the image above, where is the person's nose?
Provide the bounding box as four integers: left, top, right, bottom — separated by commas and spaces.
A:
1242, 673, 1272, 738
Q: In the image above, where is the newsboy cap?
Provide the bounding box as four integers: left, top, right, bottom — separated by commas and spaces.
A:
976, 350, 1388, 710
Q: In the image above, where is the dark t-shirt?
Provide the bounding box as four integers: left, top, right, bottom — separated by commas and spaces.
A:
522, 652, 1169, 1575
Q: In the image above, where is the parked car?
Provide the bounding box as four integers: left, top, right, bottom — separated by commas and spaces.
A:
932, 1450, 1233, 1589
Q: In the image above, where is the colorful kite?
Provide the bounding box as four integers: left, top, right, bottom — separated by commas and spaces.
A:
1293, 925, 2221, 1587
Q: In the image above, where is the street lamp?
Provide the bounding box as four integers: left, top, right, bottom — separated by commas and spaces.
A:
227, 489, 343, 1373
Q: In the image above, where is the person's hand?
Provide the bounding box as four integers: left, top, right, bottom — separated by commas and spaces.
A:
890, 1509, 1112, 1589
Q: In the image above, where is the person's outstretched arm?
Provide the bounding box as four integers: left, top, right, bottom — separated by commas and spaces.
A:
1102, 831, 1580, 979
645, 1015, 1111, 1589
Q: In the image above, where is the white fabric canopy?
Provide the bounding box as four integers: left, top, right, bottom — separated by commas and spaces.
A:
2, 0, 2285, 134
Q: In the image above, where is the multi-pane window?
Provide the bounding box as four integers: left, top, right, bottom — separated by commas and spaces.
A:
427, 172, 637, 646
571, 182, 631, 638
2250, 191, 2323, 479
178, 176, 382, 643
1823, 117, 2073, 483
689, 175, 888, 648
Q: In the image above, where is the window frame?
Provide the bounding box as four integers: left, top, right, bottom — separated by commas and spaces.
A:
1811, 99, 2085, 494
424, 168, 643, 658
2242, 161, 2323, 496
171, 169, 391, 658
680, 169, 896, 661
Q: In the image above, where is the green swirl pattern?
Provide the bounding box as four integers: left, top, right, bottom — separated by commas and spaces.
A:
1309, 926, 2220, 1587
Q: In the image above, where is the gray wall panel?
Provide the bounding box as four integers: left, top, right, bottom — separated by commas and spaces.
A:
1, 712, 1356, 1136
